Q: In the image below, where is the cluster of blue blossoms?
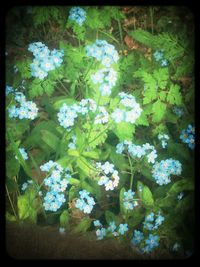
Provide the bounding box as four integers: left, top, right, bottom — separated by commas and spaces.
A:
131, 230, 159, 254
180, 124, 195, 149
123, 189, 138, 210
96, 161, 120, 191
75, 190, 95, 214
153, 50, 168, 67
93, 220, 129, 240
158, 134, 169, 149
116, 141, 157, 164
143, 212, 165, 231
152, 158, 182, 185
68, 7, 86, 26
86, 40, 119, 67
173, 106, 184, 118
91, 67, 117, 96
111, 92, 142, 124
15, 147, 29, 161
58, 98, 110, 131
7, 88, 38, 120
28, 42, 64, 80
21, 179, 33, 191
68, 134, 77, 149
40, 161, 72, 212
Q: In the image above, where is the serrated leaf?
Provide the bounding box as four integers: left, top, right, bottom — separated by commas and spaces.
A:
167, 84, 182, 105
68, 149, 80, 157
76, 156, 95, 176
82, 150, 100, 159
153, 68, 169, 89
135, 111, 149, 126
68, 186, 76, 202
159, 91, 167, 101
152, 100, 167, 122
114, 122, 135, 141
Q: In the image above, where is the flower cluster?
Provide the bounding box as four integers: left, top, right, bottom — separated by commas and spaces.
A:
93, 220, 128, 240
152, 158, 182, 185
153, 50, 168, 67
68, 134, 76, 149
68, 7, 86, 26
28, 42, 64, 80
177, 192, 184, 200
96, 161, 120, 191
86, 40, 119, 67
6, 85, 14, 96
91, 67, 117, 96
180, 124, 195, 149
8, 91, 38, 120
131, 230, 159, 254
143, 212, 165, 230
158, 133, 169, 149
75, 190, 95, 214
116, 141, 157, 164
111, 93, 142, 124
173, 106, 184, 117
123, 189, 138, 210
94, 106, 109, 124
40, 161, 71, 212
57, 98, 97, 131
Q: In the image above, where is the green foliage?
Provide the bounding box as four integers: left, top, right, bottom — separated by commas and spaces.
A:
32, 6, 62, 27
119, 187, 126, 215
166, 84, 182, 105
114, 122, 135, 141
17, 188, 40, 223
41, 130, 60, 151
29, 78, 56, 98
16, 59, 32, 79
152, 100, 167, 122
6, 152, 20, 178
137, 181, 154, 208
60, 210, 70, 229
72, 217, 92, 233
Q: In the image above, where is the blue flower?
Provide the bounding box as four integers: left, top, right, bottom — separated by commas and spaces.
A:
131, 230, 144, 245
93, 220, 102, 227
96, 228, 107, 240
118, 223, 129, 235
153, 50, 164, 61
69, 7, 86, 26
145, 234, 159, 249
177, 192, 184, 200
107, 221, 117, 232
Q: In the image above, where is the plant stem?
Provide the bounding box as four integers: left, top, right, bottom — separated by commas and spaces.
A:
127, 153, 134, 189
6, 185, 18, 220
88, 123, 110, 146
99, 29, 120, 45
150, 7, 154, 34
57, 79, 69, 94
117, 18, 124, 50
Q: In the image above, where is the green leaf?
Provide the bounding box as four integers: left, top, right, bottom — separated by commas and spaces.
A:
152, 100, 167, 122
135, 111, 149, 126
73, 217, 92, 233
17, 190, 37, 223
82, 150, 100, 159
6, 177, 19, 193
128, 208, 145, 228
167, 84, 182, 105
119, 187, 126, 215
81, 180, 95, 195
159, 91, 167, 101
109, 145, 129, 171
52, 97, 76, 110
153, 68, 169, 89
68, 186, 76, 202
168, 179, 194, 194
68, 178, 80, 186
16, 59, 32, 79
137, 181, 154, 208
6, 153, 20, 178
157, 195, 176, 208
41, 130, 60, 151
76, 156, 95, 176
60, 210, 70, 229
114, 122, 135, 141
105, 210, 117, 224
68, 149, 80, 157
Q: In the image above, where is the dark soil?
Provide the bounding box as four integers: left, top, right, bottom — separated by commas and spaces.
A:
6, 222, 143, 260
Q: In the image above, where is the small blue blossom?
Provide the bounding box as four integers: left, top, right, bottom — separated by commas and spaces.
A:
93, 220, 102, 227
131, 230, 144, 245
118, 223, 129, 235
145, 234, 159, 250
180, 124, 195, 149
68, 7, 86, 26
